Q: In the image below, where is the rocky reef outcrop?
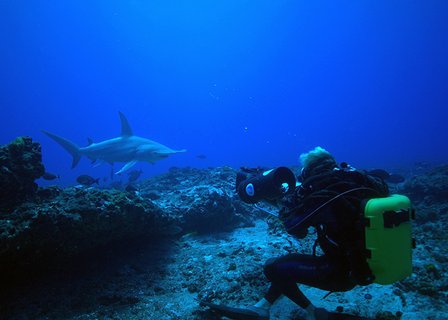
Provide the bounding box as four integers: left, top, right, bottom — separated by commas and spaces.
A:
0, 187, 164, 278
397, 165, 448, 303
398, 164, 448, 227
0, 137, 45, 212
1, 137, 448, 319
0, 137, 255, 284
401, 165, 448, 205
139, 166, 253, 233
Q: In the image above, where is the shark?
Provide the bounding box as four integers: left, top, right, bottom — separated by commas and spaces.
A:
42, 112, 186, 174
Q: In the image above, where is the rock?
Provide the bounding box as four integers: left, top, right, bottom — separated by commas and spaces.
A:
0, 145, 258, 284
5, 139, 445, 320
0, 187, 167, 281
139, 166, 255, 233
402, 165, 448, 204
0, 137, 45, 212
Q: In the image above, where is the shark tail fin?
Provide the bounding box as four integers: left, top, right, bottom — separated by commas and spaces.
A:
42, 130, 81, 168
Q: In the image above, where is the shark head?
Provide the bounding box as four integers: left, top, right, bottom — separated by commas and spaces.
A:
136, 144, 187, 164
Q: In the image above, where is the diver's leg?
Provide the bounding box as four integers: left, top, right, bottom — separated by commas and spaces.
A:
263, 254, 351, 320
264, 256, 319, 319
264, 282, 321, 320
263, 256, 313, 308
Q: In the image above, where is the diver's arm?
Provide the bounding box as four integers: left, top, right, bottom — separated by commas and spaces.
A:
278, 203, 310, 239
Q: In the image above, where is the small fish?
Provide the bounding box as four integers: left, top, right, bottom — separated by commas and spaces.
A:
127, 169, 143, 183
144, 192, 161, 200
160, 224, 183, 236
125, 184, 139, 193
366, 169, 390, 180
76, 174, 99, 186
109, 181, 123, 190
196, 154, 207, 160
387, 173, 405, 184
1, 166, 12, 174
181, 231, 198, 240
414, 161, 431, 169
42, 172, 60, 180
367, 169, 405, 184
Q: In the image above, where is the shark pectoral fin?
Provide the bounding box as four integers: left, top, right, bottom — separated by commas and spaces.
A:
115, 160, 137, 175
92, 160, 106, 168
156, 149, 187, 155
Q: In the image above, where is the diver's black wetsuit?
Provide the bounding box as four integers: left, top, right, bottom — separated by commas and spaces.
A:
261, 159, 389, 308
263, 254, 353, 307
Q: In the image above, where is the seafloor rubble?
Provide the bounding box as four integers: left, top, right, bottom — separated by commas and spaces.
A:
0, 137, 447, 319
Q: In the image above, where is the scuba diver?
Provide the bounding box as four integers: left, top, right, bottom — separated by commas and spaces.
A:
202, 146, 413, 320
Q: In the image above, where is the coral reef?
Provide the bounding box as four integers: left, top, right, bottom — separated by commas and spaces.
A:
401, 165, 448, 205
396, 165, 448, 307
0, 137, 45, 212
139, 166, 254, 233
0, 137, 447, 319
0, 139, 255, 284
0, 187, 165, 279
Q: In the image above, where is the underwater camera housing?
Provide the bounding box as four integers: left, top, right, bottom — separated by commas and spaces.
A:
236, 167, 296, 204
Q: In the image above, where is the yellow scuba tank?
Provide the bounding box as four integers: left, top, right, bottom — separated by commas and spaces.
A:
363, 194, 414, 285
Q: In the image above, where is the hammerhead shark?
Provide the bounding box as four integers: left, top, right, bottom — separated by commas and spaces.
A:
42, 112, 186, 174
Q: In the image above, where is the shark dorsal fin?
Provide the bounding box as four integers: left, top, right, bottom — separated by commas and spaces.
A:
87, 138, 94, 146
119, 112, 133, 137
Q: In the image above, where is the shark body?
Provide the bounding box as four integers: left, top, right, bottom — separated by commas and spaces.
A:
43, 112, 186, 174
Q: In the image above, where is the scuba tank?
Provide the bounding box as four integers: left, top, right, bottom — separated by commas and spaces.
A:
363, 194, 415, 284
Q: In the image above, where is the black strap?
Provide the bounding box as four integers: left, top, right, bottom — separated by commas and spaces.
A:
286, 187, 378, 233
383, 209, 411, 228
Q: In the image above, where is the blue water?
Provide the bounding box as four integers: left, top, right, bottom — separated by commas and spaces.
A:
1, 1, 447, 187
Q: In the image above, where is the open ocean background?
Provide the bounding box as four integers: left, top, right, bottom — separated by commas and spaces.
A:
1, 1, 447, 187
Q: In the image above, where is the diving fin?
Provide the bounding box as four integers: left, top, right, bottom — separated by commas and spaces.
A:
326, 312, 374, 320
200, 301, 268, 320
297, 310, 375, 320
200, 301, 374, 320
